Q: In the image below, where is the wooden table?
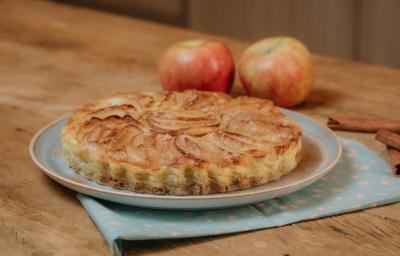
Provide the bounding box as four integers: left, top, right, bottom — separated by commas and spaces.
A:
1, 1, 399, 255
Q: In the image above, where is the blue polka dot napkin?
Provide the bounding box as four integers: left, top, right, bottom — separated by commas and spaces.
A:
78, 138, 400, 255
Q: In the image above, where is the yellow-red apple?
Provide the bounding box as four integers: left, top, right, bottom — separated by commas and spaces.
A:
159, 39, 235, 92
239, 37, 314, 107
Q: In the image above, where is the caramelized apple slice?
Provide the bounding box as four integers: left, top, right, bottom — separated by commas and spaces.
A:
147, 134, 182, 166
220, 111, 298, 142
113, 133, 181, 167
157, 90, 199, 110
204, 132, 263, 153
109, 124, 144, 149
174, 133, 234, 165
157, 90, 230, 112
147, 111, 219, 133
183, 126, 217, 136
77, 116, 145, 148
150, 110, 214, 120
119, 133, 152, 166
90, 104, 141, 120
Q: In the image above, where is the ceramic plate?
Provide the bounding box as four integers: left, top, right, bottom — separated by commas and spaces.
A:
30, 109, 342, 210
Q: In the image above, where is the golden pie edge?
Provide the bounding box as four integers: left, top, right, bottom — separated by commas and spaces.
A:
62, 134, 301, 195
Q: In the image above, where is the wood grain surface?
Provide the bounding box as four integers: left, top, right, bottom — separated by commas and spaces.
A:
0, 1, 399, 255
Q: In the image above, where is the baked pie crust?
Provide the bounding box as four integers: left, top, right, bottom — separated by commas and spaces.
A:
61, 90, 302, 195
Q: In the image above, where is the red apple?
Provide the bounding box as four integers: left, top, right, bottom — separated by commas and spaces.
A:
159, 39, 235, 92
239, 37, 314, 107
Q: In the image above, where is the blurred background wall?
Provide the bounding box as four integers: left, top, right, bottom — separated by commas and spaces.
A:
59, 0, 400, 68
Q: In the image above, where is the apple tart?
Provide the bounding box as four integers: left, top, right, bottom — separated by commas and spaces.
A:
61, 90, 302, 195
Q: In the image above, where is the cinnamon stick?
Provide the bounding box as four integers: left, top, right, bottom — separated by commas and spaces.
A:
375, 129, 400, 150
387, 147, 400, 176
327, 115, 400, 133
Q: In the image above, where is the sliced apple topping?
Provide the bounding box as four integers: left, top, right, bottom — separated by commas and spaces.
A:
181, 91, 231, 112
109, 124, 144, 150
77, 116, 144, 149
124, 133, 153, 166
89, 104, 141, 120
220, 96, 277, 115
148, 134, 182, 166
112, 133, 182, 168
70, 90, 301, 169
150, 110, 214, 120
157, 90, 199, 110
174, 133, 235, 165
157, 90, 230, 112
183, 126, 217, 136
146, 111, 219, 133
205, 132, 263, 153
220, 111, 298, 143
122, 92, 161, 108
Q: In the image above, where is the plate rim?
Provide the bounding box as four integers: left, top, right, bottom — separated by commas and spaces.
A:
30, 109, 342, 201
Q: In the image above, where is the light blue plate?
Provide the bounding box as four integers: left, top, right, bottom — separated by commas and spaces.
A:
30, 110, 342, 210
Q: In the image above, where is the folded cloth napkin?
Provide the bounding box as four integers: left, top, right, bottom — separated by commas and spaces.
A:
78, 138, 400, 255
